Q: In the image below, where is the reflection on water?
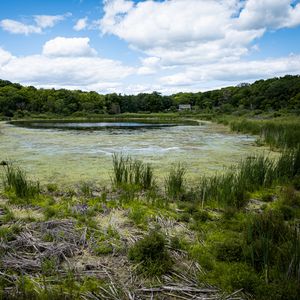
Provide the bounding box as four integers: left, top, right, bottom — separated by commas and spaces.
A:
0, 121, 269, 186
14, 122, 178, 129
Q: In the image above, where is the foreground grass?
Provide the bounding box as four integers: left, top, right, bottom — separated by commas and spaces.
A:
1, 150, 300, 299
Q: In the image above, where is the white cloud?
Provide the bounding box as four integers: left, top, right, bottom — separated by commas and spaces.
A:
0, 38, 134, 93
0, 19, 41, 35
137, 56, 161, 75
0, 14, 69, 35
34, 14, 70, 29
95, 0, 300, 93
237, 0, 300, 30
99, 0, 300, 68
100, 0, 235, 49
42, 37, 97, 57
0, 47, 14, 66
160, 55, 300, 88
73, 17, 88, 31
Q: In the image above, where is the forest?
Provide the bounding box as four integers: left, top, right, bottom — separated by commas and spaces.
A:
0, 75, 300, 118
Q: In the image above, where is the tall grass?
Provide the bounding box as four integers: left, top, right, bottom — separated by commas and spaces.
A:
198, 147, 300, 208
229, 119, 300, 149
245, 211, 300, 284
112, 153, 154, 189
165, 163, 186, 200
2, 163, 40, 198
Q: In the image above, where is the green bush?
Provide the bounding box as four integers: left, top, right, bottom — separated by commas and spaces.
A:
128, 230, 172, 276
214, 238, 244, 262
202, 262, 260, 294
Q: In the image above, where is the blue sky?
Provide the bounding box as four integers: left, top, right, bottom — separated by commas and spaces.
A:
0, 0, 300, 94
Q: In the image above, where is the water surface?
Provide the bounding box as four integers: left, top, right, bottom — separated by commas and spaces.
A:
0, 121, 269, 186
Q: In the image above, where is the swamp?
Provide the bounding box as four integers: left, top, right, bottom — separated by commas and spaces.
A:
0, 76, 300, 300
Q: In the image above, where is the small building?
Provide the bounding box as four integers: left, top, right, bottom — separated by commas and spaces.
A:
178, 104, 192, 111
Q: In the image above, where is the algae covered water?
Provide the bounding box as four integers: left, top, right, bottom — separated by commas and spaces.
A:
0, 121, 269, 186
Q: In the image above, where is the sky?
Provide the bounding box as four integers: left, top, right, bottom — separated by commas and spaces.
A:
0, 0, 300, 95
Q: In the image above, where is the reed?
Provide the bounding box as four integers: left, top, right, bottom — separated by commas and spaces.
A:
112, 153, 154, 189
245, 211, 300, 283
198, 147, 300, 208
229, 118, 300, 149
164, 163, 186, 200
2, 163, 40, 198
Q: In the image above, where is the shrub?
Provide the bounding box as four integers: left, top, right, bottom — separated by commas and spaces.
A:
214, 238, 244, 262
128, 231, 172, 276
202, 262, 260, 294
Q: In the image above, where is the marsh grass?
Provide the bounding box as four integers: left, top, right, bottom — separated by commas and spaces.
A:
112, 153, 154, 189
2, 163, 40, 199
198, 147, 300, 208
244, 211, 300, 284
165, 163, 186, 200
229, 118, 300, 149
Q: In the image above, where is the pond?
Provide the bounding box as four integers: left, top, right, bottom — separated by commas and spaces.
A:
0, 120, 270, 187
10, 120, 192, 130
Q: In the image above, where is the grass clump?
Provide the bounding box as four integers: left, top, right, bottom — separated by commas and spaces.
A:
112, 153, 154, 189
198, 147, 300, 209
229, 118, 300, 149
165, 163, 186, 200
128, 230, 172, 276
201, 262, 260, 295
2, 163, 40, 199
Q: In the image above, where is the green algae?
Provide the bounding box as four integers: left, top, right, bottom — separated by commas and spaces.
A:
0, 121, 271, 187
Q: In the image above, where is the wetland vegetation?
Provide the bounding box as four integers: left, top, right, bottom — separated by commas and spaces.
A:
1, 75, 300, 299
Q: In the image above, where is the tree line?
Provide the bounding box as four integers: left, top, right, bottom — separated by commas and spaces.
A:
0, 75, 299, 117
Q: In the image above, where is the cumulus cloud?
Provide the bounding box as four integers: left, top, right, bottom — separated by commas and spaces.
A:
99, 0, 300, 68
0, 13, 70, 35
159, 55, 300, 89
94, 0, 300, 93
73, 17, 88, 31
43, 37, 97, 57
0, 38, 133, 92
237, 0, 300, 30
